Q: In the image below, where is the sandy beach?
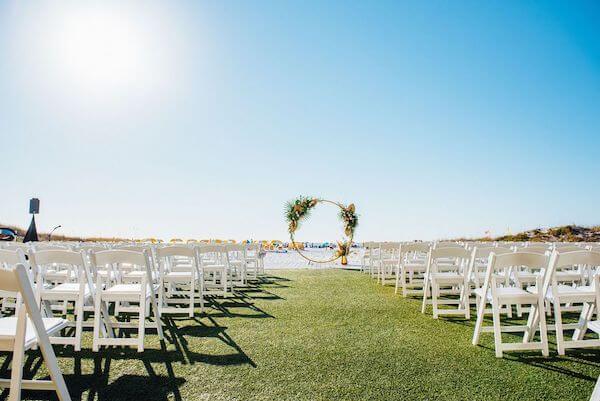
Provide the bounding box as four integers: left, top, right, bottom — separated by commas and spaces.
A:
263, 248, 363, 269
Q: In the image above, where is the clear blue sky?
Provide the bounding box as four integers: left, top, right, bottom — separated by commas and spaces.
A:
1, 0, 599, 241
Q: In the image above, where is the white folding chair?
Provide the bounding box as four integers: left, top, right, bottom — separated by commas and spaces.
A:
472, 251, 549, 357
467, 246, 514, 317
361, 242, 376, 274
156, 245, 203, 317
421, 247, 472, 319
244, 243, 263, 280
29, 249, 95, 351
91, 249, 163, 352
197, 245, 231, 296
378, 243, 401, 286
395, 242, 430, 297
525, 250, 600, 354
226, 244, 247, 288
0, 264, 72, 401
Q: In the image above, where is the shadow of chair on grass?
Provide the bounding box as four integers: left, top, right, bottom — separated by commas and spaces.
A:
162, 316, 256, 368
0, 340, 186, 401
438, 309, 600, 383
0, 274, 286, 400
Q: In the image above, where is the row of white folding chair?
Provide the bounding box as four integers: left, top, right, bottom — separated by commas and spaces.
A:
394, 243, 431, 296
29, 249, 96, 351
91, 249, 163, 352
156, 245, 202, 318
360, 242, 379, 274
420, 247, 550, 357
377, 243, 401, 285
522, 250, 600, 355
421, 247, 472, 319
471, 249, 600, 358
244, 243, 265, 279
3, 247, 163, 352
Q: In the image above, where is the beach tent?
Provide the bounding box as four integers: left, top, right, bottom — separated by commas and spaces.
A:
0, 228, 17, 241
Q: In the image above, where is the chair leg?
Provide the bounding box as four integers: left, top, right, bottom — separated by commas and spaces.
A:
138, 293, 146, 352
462, 281, 470, 319
554, 301, 566, 355
9, 308, 26, 401
472, 297, 486, 345
491, 298, 503, 358
92, 292, 102, 352
537, 299, 549, 357
421, 274, 430, 314
573, 302, 594, 341
74, 296, 84, 352
189, 278, 195, 318
432, 281, 439, 319
150, 295, 164, 341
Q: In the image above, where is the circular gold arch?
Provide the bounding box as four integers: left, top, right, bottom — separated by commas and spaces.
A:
285, 197, 358, 264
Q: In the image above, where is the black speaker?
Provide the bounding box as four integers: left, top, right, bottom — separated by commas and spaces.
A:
29, 198, 40, 214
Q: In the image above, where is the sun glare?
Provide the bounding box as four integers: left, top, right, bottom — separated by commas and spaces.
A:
56, 9, 147, 93
9, 2, 185, 105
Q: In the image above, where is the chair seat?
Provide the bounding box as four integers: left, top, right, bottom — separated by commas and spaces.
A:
203, 264, 227, 270
429, 272, 464, 283
474, 286, 537, 302
44, 282, 92, 297
554, 271, 584, 282
164, 271, 194, 279
0, 317, 67, 350
104, 283, 159, 295
45, 270, 77, 281
97, 269, 117, 280
404, 263, 426, 270
589, 320, 600, 334
526, 284, 596, 302
512, 272, 540, 283
124, 271, 158, 280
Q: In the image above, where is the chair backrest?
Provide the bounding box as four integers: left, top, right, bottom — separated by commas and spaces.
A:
196, 244, 230, 267
0, 248, 27, 268
156, 245, 199, 275
29, 249, 86, 267
523, 242, 550, 250
93, 249, 148, 266
516, 247, 549, 255
552, 245, 581, 253
542, 250, 600, 293
472, 246, 513, 259
400, 242, 430, 254
434, 242, 465, 249
91, 249, 153, 284
431, 247, 472, 260
489, 251, 548, 271
156, 245, 195, 258
427, 247, 472, 276
197, 244, 226, 254
467, 247, 513, 286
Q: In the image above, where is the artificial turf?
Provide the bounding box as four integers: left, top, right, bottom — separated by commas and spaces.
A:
2, 269, 599, 400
